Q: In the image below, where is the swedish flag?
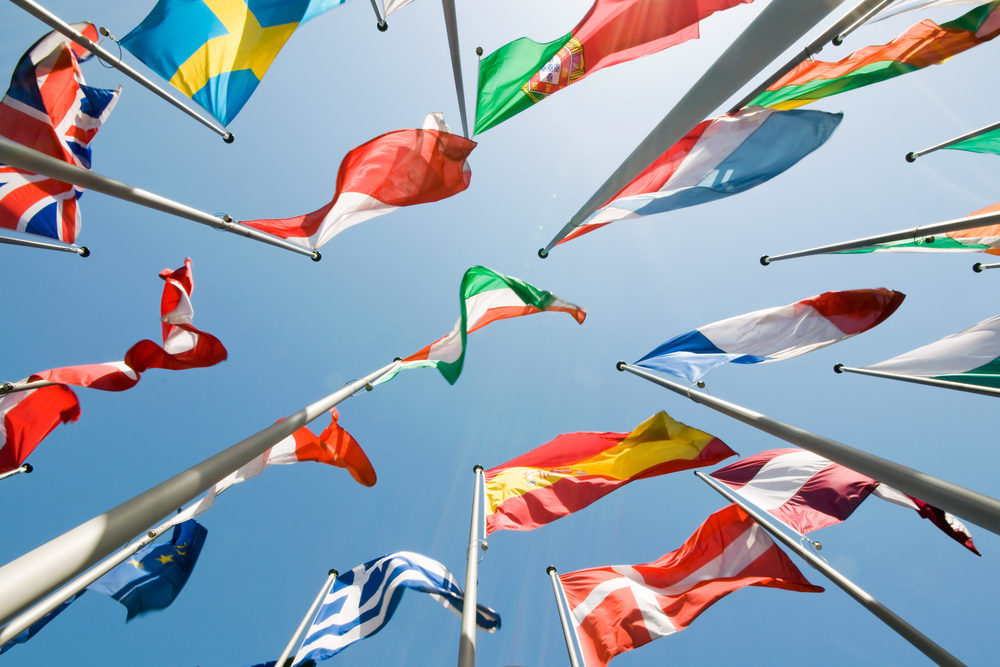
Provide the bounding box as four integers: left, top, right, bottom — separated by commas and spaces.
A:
121, 0, 313, 125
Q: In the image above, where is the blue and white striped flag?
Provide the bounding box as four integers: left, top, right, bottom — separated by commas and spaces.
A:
294, 551, 501, 663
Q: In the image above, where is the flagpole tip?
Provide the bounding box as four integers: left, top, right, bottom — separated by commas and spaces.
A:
904, 152, 916, 163
21, 463, 32, 474
78, 246, 90, 258
377, 20, 388, 31
537, 248, 548, 259
223, 132, 235, 144
831, 35, 844, 46
546, 565, 557, 575
311, 251, 322, 262
973, 263, 984, 273
759, 255, 770, 266
328, 568, 338, 577
476, 46, 483, 56
616, 361, 626, 371
833, 363, 845, 373
473, 464, 483, 473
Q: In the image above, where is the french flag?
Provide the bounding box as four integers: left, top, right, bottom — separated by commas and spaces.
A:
635, 288, 905, 383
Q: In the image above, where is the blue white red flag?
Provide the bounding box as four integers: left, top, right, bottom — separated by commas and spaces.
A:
294, 551, 500, 663
0, 24, 119, 244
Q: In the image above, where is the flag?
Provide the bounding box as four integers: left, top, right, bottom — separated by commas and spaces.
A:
474, 0, 754, 133
378, 265, 586, 385
559, 504, 822, 667
711, 448, 980, 554
88, 519, 208, 620
861, 314, 1000, 389
872, 0, 981, 22
484, 411, 736, 533
120, 0, 312, 125
839, 202, 1000, 254
243, 113, 475, 250
294, 551, 501, 663
302, 0, 348, 22
0, 592, 83, 655
941, 125, 1000, 155
557, 107, 842, 246
749, 2, 1000, 109
635, 288, 904, 383
0, 24, 120, 244
0, 383, 80, 472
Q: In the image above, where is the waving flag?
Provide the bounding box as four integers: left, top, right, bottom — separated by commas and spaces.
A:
485, 411, 735, 533
749, 2, 1000, 110
841, 202, 1000, 255
294, 551, 500, 663
243, 113, 475, 250
0, 24, 119, 244
939, 126, 1000, 155
711, 448, 979, 554
0, 383, 79, 472
557, 107, 841, 246
379, 265, 586, 385
635, 288, 904, 383
474, 0, 754, 133
559, 504, 822, 667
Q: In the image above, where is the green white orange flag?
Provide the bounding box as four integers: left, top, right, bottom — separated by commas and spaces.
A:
378, 266, 586, 385
474, 0, 754, 134
942, 125, 1000, 155
839, 202, 1000, 255
483, 411, 736, 533
861, 315, 1000, 388
748, 1, 1000, 110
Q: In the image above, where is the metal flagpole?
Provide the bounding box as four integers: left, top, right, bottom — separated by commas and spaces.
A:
760, 209, 1000, 265
0, 137, 321, 261
973, 261, 1000, 272
368, 0, 388, 31
695, 471, 966, 667
616, 362, 1000, 536
457, 465, 484, 667
0, 464, 32, 482
834, 364, 1000, 399
0, 360, 400, 626
545, 566, 582, 667
906, 119, 1000, 162
441, 0, 469, 138
8, 0, 233, 143
728, 0, 895, 113
0, 379, 59, 396
538, 0, 856, 257
275, 569, 340, 667
0, 233, 88, 257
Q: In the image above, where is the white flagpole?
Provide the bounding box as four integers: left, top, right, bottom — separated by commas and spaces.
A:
457, 465, 484, 667
546, 566, 582, 667
831, 0, 898, 45
834, 363, 1000, 399
0, 233, 87, 257
0, 464, 32, 482
275, 569, 340, 667
0, 136, 321, 261
696, 471, 966, 667
368, 0, 388, 31
616, 362, 1000, 536
441, 0, 469, 138
538, 0, 854, 257
906, 119, 1000, 162
0, 379, 59, 396
973, 261, 1000, 272
8, 0, 233, 143
0, 360, 399, 626
760, 209, 1000, 265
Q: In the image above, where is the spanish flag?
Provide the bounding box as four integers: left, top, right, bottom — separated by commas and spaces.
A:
484, 412, 736, 533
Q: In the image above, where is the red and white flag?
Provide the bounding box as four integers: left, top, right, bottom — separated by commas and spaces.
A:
711, 448, 979, 554
559, 504, 822, 666
244, 113, 476, 250
0, 383, 79, 472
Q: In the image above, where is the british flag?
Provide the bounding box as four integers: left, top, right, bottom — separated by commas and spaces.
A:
0, 23, 119, 244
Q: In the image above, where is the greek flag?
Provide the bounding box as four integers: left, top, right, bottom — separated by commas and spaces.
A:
294, 551, 501, 663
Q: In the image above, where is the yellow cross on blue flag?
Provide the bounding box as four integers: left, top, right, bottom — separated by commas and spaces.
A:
120, 0, 315, 125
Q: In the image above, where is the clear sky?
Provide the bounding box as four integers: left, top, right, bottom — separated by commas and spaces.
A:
2, 1, 1000, 665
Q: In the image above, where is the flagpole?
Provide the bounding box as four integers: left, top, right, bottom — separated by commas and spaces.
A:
368, 0, 388, 31
441, 0, 469, 138
0, 136, 321, 261
616, 362, 1000, 536
760, 210, 1000, 265
695, 471, 966, 667
0, 233, 88, 257
8, 0, 233, 143
275, 569, 340, 667
457, 465, 484, 667
545, 566, 582, 667
0, 360, 399, 626
0, 379, 59, 396
538, 0, 855, 257
0, 464, 32, 482
906, 119, 1000, 162
728, 0, 895, 113
834, 364, 1000, 399
973, 262, 1000, 272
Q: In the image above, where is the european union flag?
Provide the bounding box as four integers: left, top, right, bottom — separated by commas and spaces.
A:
120, 0, 313, 125
88, 519, 208, 621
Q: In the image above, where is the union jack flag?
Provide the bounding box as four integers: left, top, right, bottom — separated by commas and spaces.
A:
0, 23, 119, 244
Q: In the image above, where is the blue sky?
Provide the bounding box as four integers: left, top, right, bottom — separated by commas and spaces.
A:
2, 1, 1000, 665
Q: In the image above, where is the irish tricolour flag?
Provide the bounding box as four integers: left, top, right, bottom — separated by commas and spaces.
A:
382, 266, 586, 385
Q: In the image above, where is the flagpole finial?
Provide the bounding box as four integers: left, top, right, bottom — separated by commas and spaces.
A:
616, 361, 627, 371
473, 464, 483, 473
905, 152, 917, 163
377, 20, 388, 32
833, 363, 845, 373
476, 46, 483, 56
223, 132, 235, 144
79, 246, 90, 258
546, 565, 557, 575
538, 248, 548, 259
21, 464, 32, 474
973, 263, 985, 273
759, 255, 771, 266
328, 568, 338, 577
311, 251, 321, 262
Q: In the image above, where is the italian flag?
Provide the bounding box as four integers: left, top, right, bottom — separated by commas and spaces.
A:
841, 202, 1000, 255
749, 1, 1000, 110
383, 266, 586, 385
864, 314, 1000, 389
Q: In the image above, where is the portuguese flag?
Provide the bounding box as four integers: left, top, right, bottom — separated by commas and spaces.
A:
474, 0, 753, 134
749, 1, 1000, 110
